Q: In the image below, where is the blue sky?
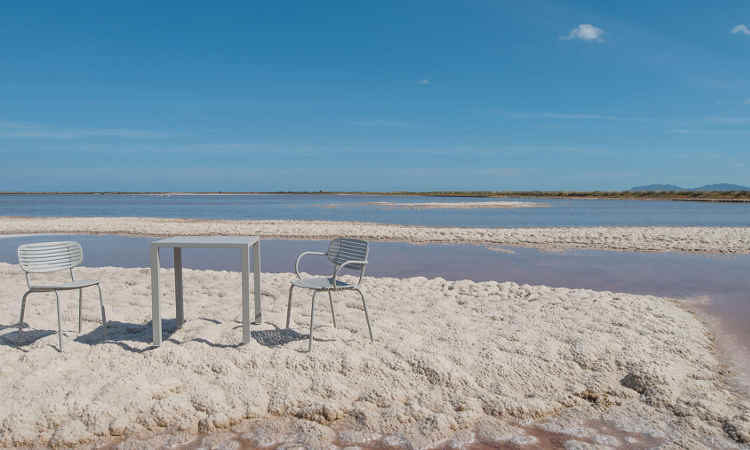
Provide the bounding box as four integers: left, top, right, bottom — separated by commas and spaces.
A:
1, 1, 749, 191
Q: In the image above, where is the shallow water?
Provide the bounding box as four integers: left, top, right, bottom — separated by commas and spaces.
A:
99, 417, 665, 449
1, 193, 749, 227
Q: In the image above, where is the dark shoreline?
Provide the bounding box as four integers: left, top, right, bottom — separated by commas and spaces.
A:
1, 190, 750, 202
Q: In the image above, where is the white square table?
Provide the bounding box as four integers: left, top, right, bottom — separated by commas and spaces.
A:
150, 236, 261, 346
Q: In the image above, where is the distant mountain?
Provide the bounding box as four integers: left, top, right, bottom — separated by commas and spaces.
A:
629, 184, 687, 192
695, 184, 750, 191
630, 183, 750, 192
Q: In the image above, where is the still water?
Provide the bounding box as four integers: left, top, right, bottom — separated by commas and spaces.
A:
1, 193, 748, 227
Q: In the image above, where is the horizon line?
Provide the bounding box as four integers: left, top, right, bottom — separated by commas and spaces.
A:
0, 189, 748, 195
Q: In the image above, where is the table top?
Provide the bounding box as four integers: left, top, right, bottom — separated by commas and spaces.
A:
151, 236, 259, 248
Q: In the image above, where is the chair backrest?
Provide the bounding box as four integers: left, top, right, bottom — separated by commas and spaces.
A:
17, 241, 84, 273
327, 238, 368, 272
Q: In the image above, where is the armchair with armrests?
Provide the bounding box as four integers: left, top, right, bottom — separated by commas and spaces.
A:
285, 237, 373, 351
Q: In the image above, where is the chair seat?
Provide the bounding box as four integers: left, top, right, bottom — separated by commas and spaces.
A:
28, 279, 99, 292
291, 277, 353, 290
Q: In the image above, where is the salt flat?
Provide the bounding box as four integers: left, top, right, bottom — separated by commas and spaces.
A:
1, 216, 749, 253
0, 263, 747, 448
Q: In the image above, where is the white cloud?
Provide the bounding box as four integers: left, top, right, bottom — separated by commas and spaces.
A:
731, 24, 750, 35
417, 79, 431, 85
745, 98, 750, 104
561, 24, 605, 42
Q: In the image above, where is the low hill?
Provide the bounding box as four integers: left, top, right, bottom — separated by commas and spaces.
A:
630, 184, 750, 192
696, 184, 750, 191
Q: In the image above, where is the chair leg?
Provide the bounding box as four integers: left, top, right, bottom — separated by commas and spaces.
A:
328, 291, 337, 328
78, 288, 83, 333
285, 285, 294, 328
19, 291, 31, 330
308, 291, 317, 352
17, 291, 31, 343
354, 288, 373, 343
55, 291, 63, 352
97, 284, 107, 325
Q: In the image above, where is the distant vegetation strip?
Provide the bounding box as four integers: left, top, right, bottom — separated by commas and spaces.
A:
1, 190, 750, 201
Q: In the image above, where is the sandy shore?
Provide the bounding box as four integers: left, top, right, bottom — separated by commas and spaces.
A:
0, 263, 748, 448
1, 216, 750, 254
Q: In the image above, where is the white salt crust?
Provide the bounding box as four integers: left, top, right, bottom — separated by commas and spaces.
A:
0, 263, 748, 448
0, 216, 749, 253
366, 201, 542, 209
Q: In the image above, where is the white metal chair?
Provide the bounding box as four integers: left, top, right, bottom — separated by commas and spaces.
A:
286, 238, 373, 351
17, 241, 107, 351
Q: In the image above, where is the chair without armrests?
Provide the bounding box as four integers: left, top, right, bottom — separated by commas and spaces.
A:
17, 241, 107, 352
286, 237, 373, 351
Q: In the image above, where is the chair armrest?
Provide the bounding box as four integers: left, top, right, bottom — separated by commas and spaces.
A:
334, 260, 368, 277
333, 260, 368, 288
295, 251, 327, 279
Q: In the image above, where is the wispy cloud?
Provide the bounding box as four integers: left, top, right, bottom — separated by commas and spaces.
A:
351, 120, 411, 127
0, 120, 169, 139
543, 113, 616, 120
707, 116, 750, 124
731, 24, 750, 35
669, 120, 750, 135
509, 112, 618, 120
745, 98, 750, 105
561, 24, 605, 42
417, 79, 431, 85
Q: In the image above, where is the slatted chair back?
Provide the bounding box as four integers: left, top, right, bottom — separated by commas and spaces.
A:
17, 241, 84, 274
327, 238, 368, 274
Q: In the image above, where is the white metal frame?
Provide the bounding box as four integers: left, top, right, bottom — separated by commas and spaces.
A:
286, 237, 373, 351
17, 241, 107, 352
150, 236, 262, 346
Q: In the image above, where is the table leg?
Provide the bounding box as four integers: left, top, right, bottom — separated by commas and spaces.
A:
241, 245, 250, 344
151, 246, 162, 346
174, 247, 184, 328
253, 240, 262, 324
